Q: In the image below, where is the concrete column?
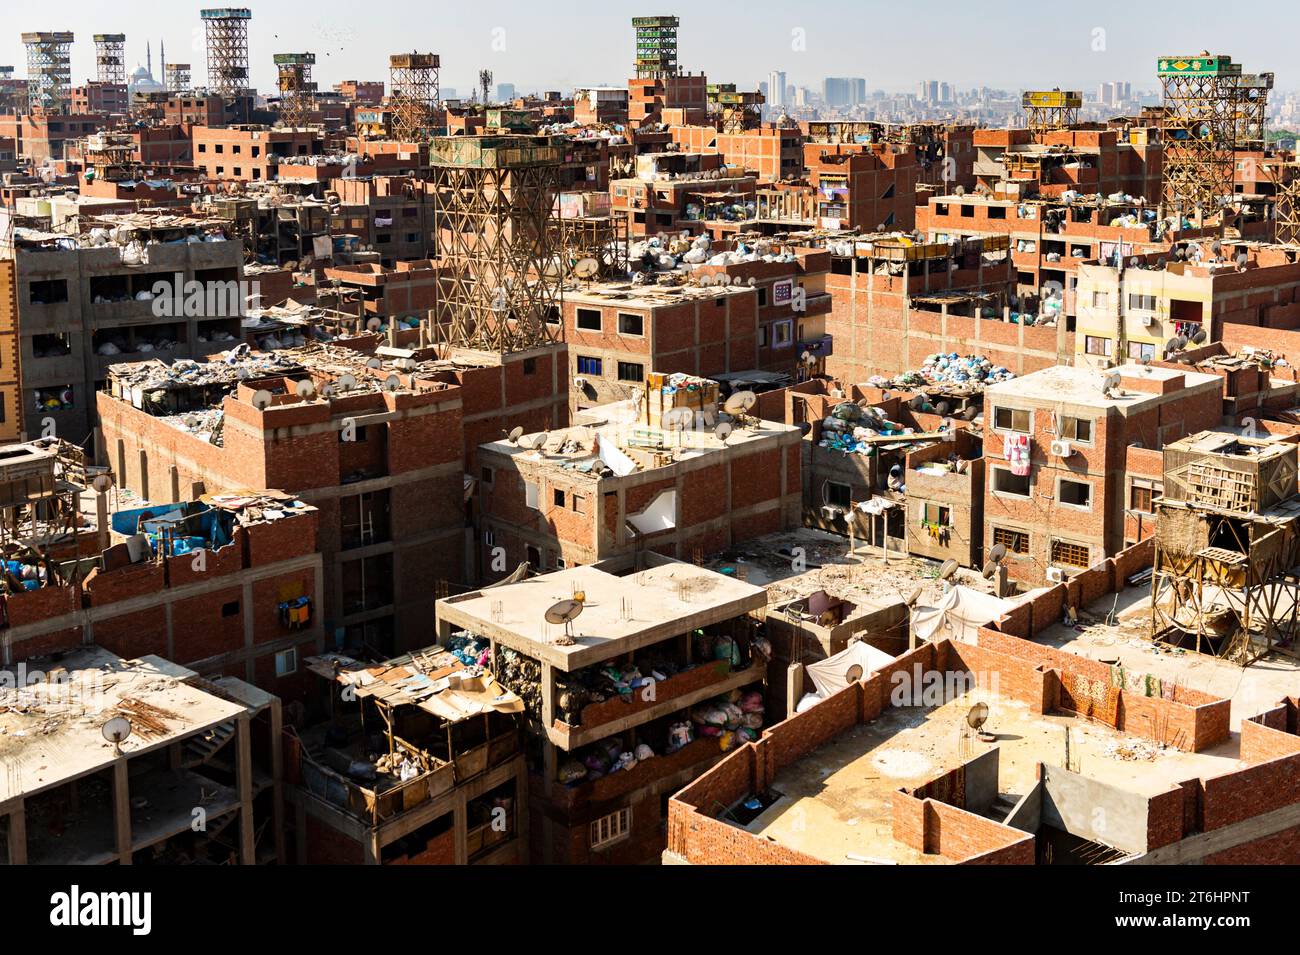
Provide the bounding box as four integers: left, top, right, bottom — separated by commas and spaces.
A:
453, 790, 469, 864
786, 662, 804, 719
113, 759, 132, 864
236, 714, 255, 864
7, 804, 27, 865
270, 700, 286, 864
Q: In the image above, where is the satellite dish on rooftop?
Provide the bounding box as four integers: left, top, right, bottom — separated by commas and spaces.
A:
1191, 327, 1207, 345
982, 542, 1008, 579
545, 597, 583, 645
966, 702, 989, 731
518, 432, 549, 451
573, 257, 600, 280
715, 421, 734, 443
366, 357, 382, 369
662, 407, 694, 431
251, 389, 273, 410
337, 373, 357, 391
92, 474, 114, 494
295, 379, 315, 398
366, 317, 382, 331
507, 426, 524, 444
383, 374, 401, 391
939, 558, 959, 581
904, 586, 924, 608
102, 716, 133, 756
723, 390, 757, 415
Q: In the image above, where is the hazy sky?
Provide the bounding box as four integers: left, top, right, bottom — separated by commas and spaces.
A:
3, 1, 1296, 96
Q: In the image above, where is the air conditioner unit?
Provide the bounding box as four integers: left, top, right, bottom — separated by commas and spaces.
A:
1140, 314, 1154, 327
821, 505, 844, 521
1050, 439, 1073, 458
573, 376, 587, 389
1046, 566, 1066, 583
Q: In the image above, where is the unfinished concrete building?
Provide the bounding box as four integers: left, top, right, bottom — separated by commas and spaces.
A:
5, 214, 247, 444
1151, 431, 1300, 664
1, 647, 283, 865
437, 556, 771, 864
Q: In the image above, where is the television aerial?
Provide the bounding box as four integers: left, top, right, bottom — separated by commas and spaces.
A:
544, 598, 583, 645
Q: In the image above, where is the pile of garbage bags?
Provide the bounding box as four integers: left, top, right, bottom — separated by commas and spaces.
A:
496, 647, 542, 721
819, 402, 913, 456
690, 688, 767, 752
629, 234, 799, 274
867, 353, 1016, 392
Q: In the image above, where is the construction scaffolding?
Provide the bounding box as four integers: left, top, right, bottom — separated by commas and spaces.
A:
549, 214, 629, 279
633, 15, 679, 79
0, 66, 23, 115
274, 52, 316, 128
1021, 90, 1082, 135
1150, 432, 1300, 665
1273, 163, 1300, 246
1230, 72, 1274, 152
388, 52, 439, 142
22, 32, 75, 115
1157, 54, 1241, 214
93, 33, 126, 86
201, 8, 252, 96
165, 62, 191, 93
430, 135, 564, 352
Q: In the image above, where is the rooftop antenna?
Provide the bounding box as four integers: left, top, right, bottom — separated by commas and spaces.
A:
544, 598, 582, 646
102, 716, 133, 756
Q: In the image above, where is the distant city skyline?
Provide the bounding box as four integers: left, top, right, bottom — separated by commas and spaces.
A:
2, 0, 1297, 97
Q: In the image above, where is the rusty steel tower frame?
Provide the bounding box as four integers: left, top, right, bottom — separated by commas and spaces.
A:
93, 33, 126, 86
22, 32, 74, 115
1158, 54, 1240, 214
1231, 72, 1273, 152
201, 8, 252, 96
166, 63, 192, 93
1021, 90, 1082, 136
274, 53, 316, 128
430, 136, 564, 352
389, 52, 439, 141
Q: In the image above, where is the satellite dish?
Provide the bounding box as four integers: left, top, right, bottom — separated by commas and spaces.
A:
383, 374, 401, 391
723, 390, 757, 415
544, 598, 584, 625
337, 373, 357, 391
366, 357, 382, 369
981, 560, 998, 579
715, 421, 733, 443
102, 716, 133, 755
518, 432, 549, 451
507, 426, 524, 443
251, 389, 273, 410
573, 257, 600, 279
989, 542, 1008, 564
92, 474, 114, 494
954, 185, 966, 196
939, 558, 959, 581
1236, 252, 1248, 268
1191, 327, 1207, 345
662, 407, 694, 431
295, 379, 315, 398
366, 317, 382, 331
545, 597, 583, 644
904, 586, 923, 607
966, 702, 989, 730
319, 383, 337, 397
844, 663, 865, 683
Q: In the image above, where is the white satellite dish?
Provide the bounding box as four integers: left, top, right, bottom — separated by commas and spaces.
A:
507, 426, 524, 443
545, 598, 583, 645
102, 716, 133, 755
715, 422, 734, 443
92, 474, 114, 494
366, 317, 382, 332
573, 257, 600, 280
366, 357, 383, 369
337, 373, 357, 391
383, 374, 401, 391
723, 390, 757, 415
295, 379, 315, 398
518, 432, 549, 451
250, 389, 273, 410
